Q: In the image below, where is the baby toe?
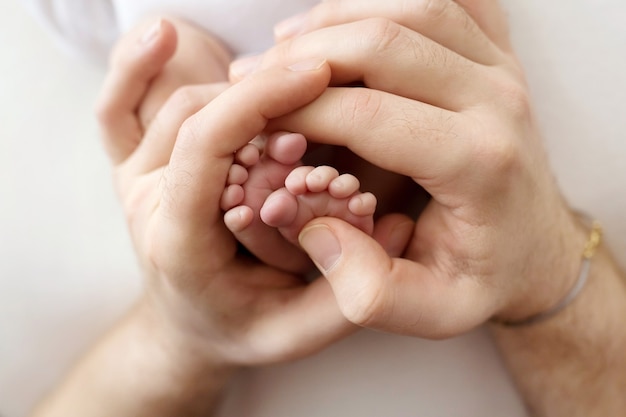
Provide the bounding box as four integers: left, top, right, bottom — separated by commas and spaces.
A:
348, 192, 377, 217
260, 188, 299, 227
220, 184, 245, 210
285, 166, 315, 195
235, 143, 261, 166
328, 174, 361, 199
224, 206, 254, 233
266, 132, 307, 165
227, 164, 249, 185
306, 166, 340, 193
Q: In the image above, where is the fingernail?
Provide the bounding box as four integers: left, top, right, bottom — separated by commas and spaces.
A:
299, 225, 342, 274
288, 58, 326, 72
274, 12, 308, 41
140, 19, 163, 44
230, 55, 261, 78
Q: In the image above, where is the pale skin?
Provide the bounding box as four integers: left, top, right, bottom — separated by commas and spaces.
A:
31, 52, 363, 417
119, 18, 380, 275
221, 130, 377, 273
31, 18, 409, 417
242, 0, 626, 415
32, 1, 626, 416
97, 17, 232, 162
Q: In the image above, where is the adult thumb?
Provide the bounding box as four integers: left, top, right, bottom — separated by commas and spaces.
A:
298, 215, 419, 332
298, 215, 487, 338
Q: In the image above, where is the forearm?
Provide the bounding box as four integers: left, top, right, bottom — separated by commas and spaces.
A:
31, 297, 235, 417
491, 240, 626, 416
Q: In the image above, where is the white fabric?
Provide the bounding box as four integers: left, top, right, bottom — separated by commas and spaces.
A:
22, 0, 118, 64
111, 0, 319, 57
16, 0, 626, 416
22, 0, 319, 60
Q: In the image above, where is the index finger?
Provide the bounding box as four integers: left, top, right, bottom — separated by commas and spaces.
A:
268, 86, 476, 196
274, 0, 505, 64
161, 59, 332, 232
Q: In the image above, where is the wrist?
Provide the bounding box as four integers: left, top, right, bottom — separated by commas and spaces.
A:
135, 293, 237, 370
494, 206, 589, 324
31, 297, 237, 417
131, 296, 238, 396
490, 241, 626, 415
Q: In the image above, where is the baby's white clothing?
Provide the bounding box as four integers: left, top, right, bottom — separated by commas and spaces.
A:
23, 0, 318, 63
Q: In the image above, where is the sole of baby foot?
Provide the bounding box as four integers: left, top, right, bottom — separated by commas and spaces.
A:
222, 131, 314, 273
260, 187, 376, 246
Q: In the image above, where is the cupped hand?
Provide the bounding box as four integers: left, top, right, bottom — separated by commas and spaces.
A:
232, 0, 589, 338
95, 23, 414, 365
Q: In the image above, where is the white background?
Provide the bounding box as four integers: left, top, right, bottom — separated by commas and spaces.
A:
0, 2, 141, 415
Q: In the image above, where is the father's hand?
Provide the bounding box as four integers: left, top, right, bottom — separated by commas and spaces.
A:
97, 44, 357, 365
234, 0, 588, 338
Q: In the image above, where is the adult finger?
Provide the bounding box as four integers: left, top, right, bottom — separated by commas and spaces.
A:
120, 82, 229, 178
96, 18, 177, 165
268, 87, 479, 198
136, 18, 232, 130
240, 213, 416, 362
298, 217, 495, 338
274, 0, 504, 65
161, 60, 332, 236
455, 0, 514, 53
235, 19, 498, 111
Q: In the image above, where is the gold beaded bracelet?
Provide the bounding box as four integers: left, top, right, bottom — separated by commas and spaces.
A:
496, 219, 603, 327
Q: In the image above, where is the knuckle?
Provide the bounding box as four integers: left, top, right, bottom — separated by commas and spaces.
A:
502, 84, 531, 121
339, 88, 384, 128
410, 0, 452, 22
342, 304, 372, 327
307, 0, 341, 28
363, 17, 406, 55
490, 72, 532, 121
176, 115, 203, 154
469, 74, 531, 180
337, 277, 389, 327
120, 186, 146, 233
472, 132, 521, 180
505, 85, 532, 122
267, 36, 301, 70
495, 139, 519, 171
165, 85, 204, 117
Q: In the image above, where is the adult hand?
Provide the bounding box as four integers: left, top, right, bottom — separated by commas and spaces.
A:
232, 0, 588, 338
97, 16, 232, 163
34, 21, 420, 416
96, 27, 367, 365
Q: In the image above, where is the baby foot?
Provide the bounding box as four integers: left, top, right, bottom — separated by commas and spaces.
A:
261, 165, 377, 247
221, 132, 314, 273
221, 132, 377, 275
